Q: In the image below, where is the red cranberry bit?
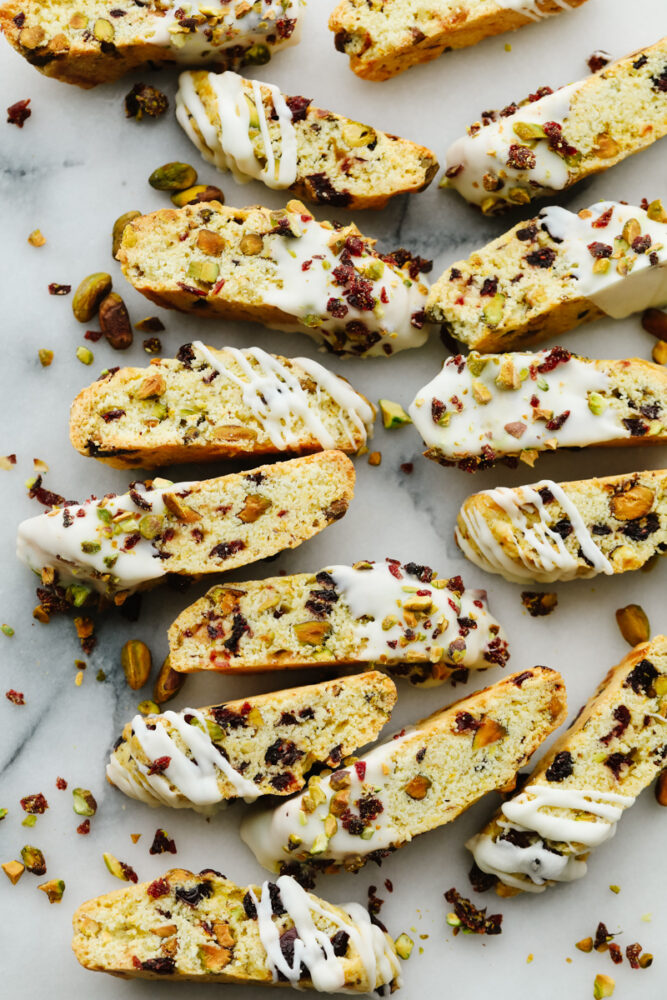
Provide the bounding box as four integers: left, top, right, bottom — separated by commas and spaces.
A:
7, 98, 31, 127
6, 689, 25, 705
537, 346, 571, 373
587, 50, 611, 73
147, 755, 171, 775
592, 207, 614, 229
507, 144, 536, 170
48, 283, 71, 295
21, 793, 49, 814
56, 777, 67, 790
444, 887, 502, 935
526, 248, 556, 268
545, 750, 573, 782
587, 241, 613, 258
528, 86, 553, 102
285, 95, 311, 121
545, 410, 570, 431
147, 878, 170, 899
77, 819, 91, 835
354, 761, 367, 781
149, 828, 177, 855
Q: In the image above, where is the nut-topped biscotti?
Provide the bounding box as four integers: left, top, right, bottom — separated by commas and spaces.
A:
241, 667, 567, 875
70, 341, 375, 469
117, 200, 434, 358
443, 37, 667, 213
468, 637, 667, 894
427, 200, 667, 351
16, 452, 354, 601
168, 559, 510, 685
0, 0, 301, 88
410, 348, 667, 472
328, 0, 588, 82
456, 469, 667, 583
108, 672, 396, 812
176, 70, 438, 209
72, 869, 402, 990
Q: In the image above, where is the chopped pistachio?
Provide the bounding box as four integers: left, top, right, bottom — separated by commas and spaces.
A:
593, 974, 615, 999
483, 292, 505, 327
21, 845, 46, 875
368, 451, 382, 466
513, 121, 546, 140
379, 399, 411, 429
576, 937, 593, 952
0, 808, 7, 821
72, 788, 97, 817
22, 814, 37, 827
394, 933, 414, 960
96, 669, 106, 682
38, 878, 65, 903
609, 884, 620, 894
1, 624, 14, 637
309, 832, 329, 855
28, 229, 46, 247
647, 199, 667, 223
2, 860, 24, 884
588, 392, 607, 415
76, 346, 94, 365
38, 348, 54, 367
137, 700, 160, 715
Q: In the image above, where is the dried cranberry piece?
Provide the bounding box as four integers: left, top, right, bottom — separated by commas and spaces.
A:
147, 878, 170, 899
620, 512, 659, 541
285, 95, 311, 121
600, 705, 631, 745
592, 207, 614, 229
480, 277, 499, 296
587, 241, 613, 258
545, 410, 570, 431
526, 248, 556, 268
626, 943, 642, 968
632, 234, 652, 254
223, 613, 250, 654
305, 173, 352, 207
431, 398, 447, 424
265, 739, 303, 767
444, 888, 502, 935
651, 67, 667, 92
268, 881, 286, 915
147, 756, 171, 775
270, 773, 296, 792
624, 658, 658, 695
141, 957, 175, 975
403, 562, 433, 583
243, 891, 257, 919
149, 828, 177, 855
507, 144, 536, 170
468, 862, 498, 893
454, 711, 481, 733
604, 751, 634, 778
276, 17, 296, 38
6, 689, 25, 705
21, 793, 48, 814
545, 750, 573, 782
7, 98, 31, 127
331, 930, 349, 956
516, 223, 538, 242
209, 539, 245, 560
175, 882, 213, 907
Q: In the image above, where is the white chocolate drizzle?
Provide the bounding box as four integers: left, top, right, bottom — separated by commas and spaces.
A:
499, 0, 575, 20
328, 561, 506, 666
250, 875, 401, 993
16, 480, 195, 596
456, 479, 613, 583
444, 82, 579, 206
148, 0, 301, 64
468, 784, 635, 890
241, 729, 417, 870
410, 349, 630, 460
107, 707, 260, 811
260, 215, 432, 357
176, 70, 298, 189
538, 201, 667, 318
190, 341, 373, 450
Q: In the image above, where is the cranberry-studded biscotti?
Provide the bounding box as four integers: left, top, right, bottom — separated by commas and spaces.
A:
456, 470, 667, 583
16, 452, 354, 602
70, 341, 375, 469
468, 637, 667, 894
410, 348, 667, 472
72, 869, 402, 990
0, 0, 300, 88
328, 0, 588, 81
427, 200, 667, 351
443, 37, 667, 213
108, 672, 396, 812
116, 200, 434, 358
168, 559, 510, 685
176, 70, 438, 209
241, 667, 566, 875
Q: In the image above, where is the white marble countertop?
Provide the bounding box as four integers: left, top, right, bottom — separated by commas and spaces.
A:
1, 1, 667, 996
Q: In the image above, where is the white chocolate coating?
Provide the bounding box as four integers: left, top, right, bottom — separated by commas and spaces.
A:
499, 0, 576, 20
456, 479, 613, 583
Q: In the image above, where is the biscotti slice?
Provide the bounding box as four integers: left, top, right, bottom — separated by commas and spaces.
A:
242, 667, 566, 875
168, 559, 510, 684
70, 341, 375, 469
468, 637, 667, 894
443, 37, 667, 213
328, 0, 588, 82
16, 452, 354, 601
72, 869, 401, 990
410, 348, 667, 472
427, 200, 667, 351
0, 0, 300, 88
117, 200, 433, 358
456, 469, 667, 584
176, 69, 438, 210
107, 671, 397, 812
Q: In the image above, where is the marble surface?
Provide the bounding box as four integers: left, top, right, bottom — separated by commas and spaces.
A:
1, 2, 667, 996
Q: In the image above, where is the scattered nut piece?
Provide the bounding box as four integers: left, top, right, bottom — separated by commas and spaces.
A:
472, 717, 507, 749
642, 308, 667, 341
153, 655, 185, 705
121, 639, 152, 690
112, 211, 141, 257
609, 484, 654, 521
576, 937, 593, 953
103, 852, 138, 882
163, 492, 201, 523
394, 933, 414, 959
149, 162, 198, 191
652, 340, 667, 365
134, 372, 166, 400
1, 624, 14, 637
28, 229, 45, 247
38, 878, 65, 903
124, 83, 168, 120
404, 775, 432, 800
238, 494, 271, 523
521, 591, 558, 617
197, 229, 227, 256
239, 233, 264, 255
20, 845, 46, 875
593, 974, 615, 999
172, 184, 224, 207
72, 788, 97, 817
72, 272, 112, 323
76, 346, 94, 366
615, 604, 650, 647
368, 451, 381, 466
655, 770, 667, 806
379, 399, 411, 429
99, 292, 133, 350
137, 700, 160, 715
38, 348, 53, 367
2, 860, 24, 885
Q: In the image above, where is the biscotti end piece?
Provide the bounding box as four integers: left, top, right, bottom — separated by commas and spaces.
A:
72, 869, 402, 991
468, 636, 667, 894
117, 201, 434, 358
410, 348, 667, 472
168, 559, 510, 682
427, 201, 667, 351
241, 666, 567, 874
456, 469, 667, 584
107, 671, 397, 812
328, 0, 588, 81
69, 341, 375, 469
0, 0, 301, 88
443, 37, 667, 212
17, 452, 354, 601
176, 69, 439, 209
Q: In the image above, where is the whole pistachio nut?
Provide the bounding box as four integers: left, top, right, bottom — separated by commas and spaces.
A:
112, 211, 141, 258
72, 787, 97, 817
615, 604, 650, 647
72, 272, 112, 323
171, 185, 224, 208
99, 292, 133, 350
149, 162, 198, 191
121, 639, 152, 690
153, 655, 185, 705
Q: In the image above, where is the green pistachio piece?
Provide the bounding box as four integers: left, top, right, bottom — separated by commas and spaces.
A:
379, 399, 411, 429
483, 293, 505, 327
72, 788, 97, 817
394, 933, 414, 959
588, 392, 607, 415
513, 122, 546, 140
72, 272, 112, 323
149, 161, 198, 192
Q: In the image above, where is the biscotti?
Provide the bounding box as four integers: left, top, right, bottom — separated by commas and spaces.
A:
72, 869, 401, 990
176, 69, 438, 209
427, 200, 667, 351
70, 341, 375, 469
456, 469, 667, 583
241, 667, 567, 874
468, 637, 667, 894
168, 559, 510, 685
0, 0, 300, 88
117, 200, 434, 358
443, 37, 667, 213
410, 348, 667, 472
107, 671, 397, 812
16, 452, 354, 601
328, 0, 588, 82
